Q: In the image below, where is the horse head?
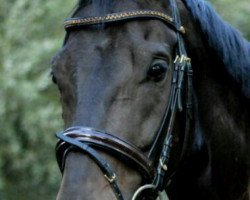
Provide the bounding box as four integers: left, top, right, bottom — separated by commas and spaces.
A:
52, 0, 250, 199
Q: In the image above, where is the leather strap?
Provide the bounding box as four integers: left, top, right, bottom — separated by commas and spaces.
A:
149, 0, 193, 191
56, 132, 124, 200
56, 127, 154, 180
64, 10, 185, 34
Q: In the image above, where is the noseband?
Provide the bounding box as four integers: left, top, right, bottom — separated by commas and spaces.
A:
56, 1, 193, 200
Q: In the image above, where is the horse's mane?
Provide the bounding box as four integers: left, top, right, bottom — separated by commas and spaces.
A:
183, 0, 250, 98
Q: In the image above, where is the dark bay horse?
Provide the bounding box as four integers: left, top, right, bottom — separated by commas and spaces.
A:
51, 0, 250, 199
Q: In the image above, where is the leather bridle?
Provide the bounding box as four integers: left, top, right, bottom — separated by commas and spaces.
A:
55, 1, 193, 199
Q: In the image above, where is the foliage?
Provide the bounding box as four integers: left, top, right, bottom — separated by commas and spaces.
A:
210, 0, 250, 39
0, 0, 249, 199
0, 0, 76, 199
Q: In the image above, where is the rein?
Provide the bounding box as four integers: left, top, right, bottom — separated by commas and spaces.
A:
55, 1, 193, 199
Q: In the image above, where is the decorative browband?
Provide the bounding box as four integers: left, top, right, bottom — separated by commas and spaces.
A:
64, 10, 186, 34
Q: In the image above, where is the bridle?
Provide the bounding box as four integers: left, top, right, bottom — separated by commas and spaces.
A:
55, 1, 193, 199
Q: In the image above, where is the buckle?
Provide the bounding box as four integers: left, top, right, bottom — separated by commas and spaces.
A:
104, 173, 117, 183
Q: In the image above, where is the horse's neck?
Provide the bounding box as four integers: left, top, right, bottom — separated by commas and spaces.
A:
175, 56, 250, 199
187, 30, 249, 133
194, 56, 249, 142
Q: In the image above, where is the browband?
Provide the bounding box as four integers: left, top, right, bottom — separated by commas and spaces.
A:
64, 10, 186, 34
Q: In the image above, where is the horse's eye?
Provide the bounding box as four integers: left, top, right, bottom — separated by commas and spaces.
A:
147, 61, 169, 82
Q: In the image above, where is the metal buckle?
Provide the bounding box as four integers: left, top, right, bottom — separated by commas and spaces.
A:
180, 55, 191, 63
174, 55, 191, 64
104, 173, 117, 183
179, 26, 186, 34
159, 159, 168, 171
174, 55, 180, 64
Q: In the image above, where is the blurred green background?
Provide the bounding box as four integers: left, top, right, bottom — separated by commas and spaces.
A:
0, 0, 249, 199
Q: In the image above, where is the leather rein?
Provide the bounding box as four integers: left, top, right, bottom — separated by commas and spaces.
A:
55, 1, 193, 199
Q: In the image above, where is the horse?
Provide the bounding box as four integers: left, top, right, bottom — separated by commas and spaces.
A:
51, 0, 250, 199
